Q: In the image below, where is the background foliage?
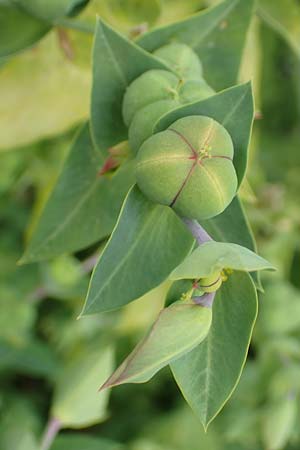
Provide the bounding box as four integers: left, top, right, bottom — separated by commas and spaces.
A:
1, 0, 300, 449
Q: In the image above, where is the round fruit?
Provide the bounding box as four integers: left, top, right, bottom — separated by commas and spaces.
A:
127, 77, 215, 154
135, 115, 238, 221
199, 271, 222, 293
122, 70, 180, 127
153, 43, 203, 80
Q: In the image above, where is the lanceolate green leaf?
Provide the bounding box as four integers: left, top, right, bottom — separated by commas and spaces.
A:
137, 0, 254, 89
90, 18, 171, 155
156, 83, 254, 187
171, 271, 258, 429
21, 124, 134, 263
0, 0, 50, 57
101, 301, 212, 389
171, 241, 275, 280
81, 185, 194, 315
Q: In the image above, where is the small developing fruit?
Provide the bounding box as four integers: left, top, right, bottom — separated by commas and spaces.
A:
199, 271, 222, 293
125, 72, 215, 154
122, 70, 180, 127
135, 115, 238, 221
153, 43, 203, 80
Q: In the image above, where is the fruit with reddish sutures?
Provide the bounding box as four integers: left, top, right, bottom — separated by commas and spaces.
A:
135, 115, 238, 221
122, 70, 180, 127
199, 271, 223, 293
153, 43, 203, 80
123, 69, 215, 153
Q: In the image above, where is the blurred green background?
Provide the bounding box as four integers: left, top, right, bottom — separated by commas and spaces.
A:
1, 1, 300, 449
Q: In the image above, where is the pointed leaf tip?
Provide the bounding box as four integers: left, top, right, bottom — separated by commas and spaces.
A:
102, 301, 212, 389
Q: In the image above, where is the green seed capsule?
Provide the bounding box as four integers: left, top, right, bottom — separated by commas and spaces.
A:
179, 79, 215, 104
153, 43, 203, 80
128, 78, 215, 154
199, 271, 222, 293
135, 115, 238, 221
122, 70, 180, 127
129, 99, 179, 155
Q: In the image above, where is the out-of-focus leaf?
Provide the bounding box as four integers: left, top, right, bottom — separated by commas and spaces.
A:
94, 0, 161, 32
40, 255, 89, 300
171, 241, 274, 280
238, 17, 262, 107
51, 434, 124, 450
0, 31, 90, 150
133, 406, 221, 450
156, 83, 254, 187
156, 0, 208, 27
171, 271, 258, 429
51, 345, 114, 428
137, 0, 255, 89
81, 186, 193, 315
259, 281, 300, 335
21, 125, 134, 262
262, 396, 297, 450
0, 0, 49, 58
0, 397, 40, 450
14, 0, 89, 22
0, 286, 36, 345
90, 18, 170, 155
101, 301, 212, 389
0, 339, 59, 378
258, 0, 300, 58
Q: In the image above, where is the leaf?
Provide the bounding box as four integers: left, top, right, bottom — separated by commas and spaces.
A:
51, 434, 124, 450
94, 0, 161, 32
259, 281, 300, 335
0, 30, 90, 150
155, 83, 254, 187
81, 185, 194, 315
51, 345, 114, 428
0, 339, 59, 379
171, 271, 258, 429
101, 301, 212, 389
13, 0, 89, 22
21, 124, 135, 263
262, 396, 297, 450
201, 196, 261, 292
171, 241, 275, 280
0, 284, 36, 345
0, 398, 40, 450
90, 18, 171, 155
258, 0, 300, 58
137, 0, 255, 89
0, 0, 50, 57
202, 196, 254, 248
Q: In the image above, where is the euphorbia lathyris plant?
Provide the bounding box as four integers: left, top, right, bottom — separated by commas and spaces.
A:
22, 0, 275, 429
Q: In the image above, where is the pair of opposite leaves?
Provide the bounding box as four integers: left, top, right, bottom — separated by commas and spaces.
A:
101, 241, 275, 390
